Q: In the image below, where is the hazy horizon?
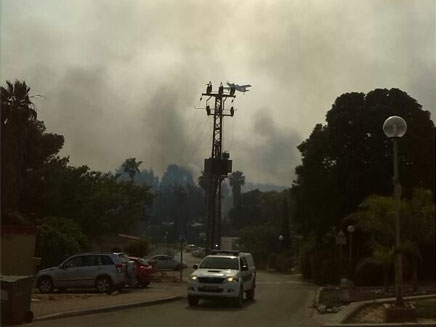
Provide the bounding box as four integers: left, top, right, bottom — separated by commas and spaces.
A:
2, 0, 435, 185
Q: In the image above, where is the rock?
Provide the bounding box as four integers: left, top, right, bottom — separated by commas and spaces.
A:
326, 308, 333, 313
332, 306, 340, 313
317, 305, 327, 313
339, 278, 355, 289
31, 298, 40, 302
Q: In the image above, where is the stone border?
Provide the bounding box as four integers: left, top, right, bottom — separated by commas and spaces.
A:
33, 296, 183, 322
324, 294, 436, 327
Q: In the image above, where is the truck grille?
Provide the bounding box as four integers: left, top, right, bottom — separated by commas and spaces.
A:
198, 277, 225, 284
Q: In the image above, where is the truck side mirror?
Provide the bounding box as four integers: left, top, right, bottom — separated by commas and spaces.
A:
193, 264, 199, 269
241, 265, 248, 271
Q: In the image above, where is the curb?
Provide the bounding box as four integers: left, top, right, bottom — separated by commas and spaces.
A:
324, 294, 436, 327
33, 296, 183, 322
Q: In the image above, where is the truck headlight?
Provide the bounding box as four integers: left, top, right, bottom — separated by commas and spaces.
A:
226, 276, 238, 282
190, 275, 198, 281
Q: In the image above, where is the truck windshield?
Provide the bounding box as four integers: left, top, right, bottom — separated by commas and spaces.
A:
199, 257, 239, 270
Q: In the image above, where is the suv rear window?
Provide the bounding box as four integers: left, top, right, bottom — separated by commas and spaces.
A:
118, 254, 130, 264
199, 257, 239, 270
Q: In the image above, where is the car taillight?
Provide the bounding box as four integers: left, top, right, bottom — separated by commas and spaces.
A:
139, 265, 151, 271
115, 263, 123, 273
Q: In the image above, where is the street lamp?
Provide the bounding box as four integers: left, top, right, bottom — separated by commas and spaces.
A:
347, 225, 355, 265
383, 115, 407, 306
278, 234, 284, 253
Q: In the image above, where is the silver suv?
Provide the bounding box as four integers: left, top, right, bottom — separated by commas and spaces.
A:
188, 250, 256, 307
36, 253, 136, 294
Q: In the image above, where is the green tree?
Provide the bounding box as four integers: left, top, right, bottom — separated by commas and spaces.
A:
121, 158, 143, 182
293, 89, 435, 238
124, 238, 152, 257
348, 189, 435, 287
1, 80, 64, 221
281, 197, 291, 250
356, 244, 394, 293
229, 171, 245, 208
36, 216, 88, 268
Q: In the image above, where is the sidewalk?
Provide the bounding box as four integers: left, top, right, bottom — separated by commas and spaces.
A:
31, 282, 187, 321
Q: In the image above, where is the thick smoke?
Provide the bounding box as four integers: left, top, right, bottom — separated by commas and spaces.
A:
1, 0, 434, 185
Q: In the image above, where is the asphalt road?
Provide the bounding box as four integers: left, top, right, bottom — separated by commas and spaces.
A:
29, 270, 320, 327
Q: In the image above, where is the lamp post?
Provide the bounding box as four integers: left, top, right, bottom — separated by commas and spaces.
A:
383, 115, 407, 307
278, 234, 284, 253
336, 230, 346, 273
347, 225, 355, 265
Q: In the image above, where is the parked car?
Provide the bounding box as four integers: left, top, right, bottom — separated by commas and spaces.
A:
116, 252, 138, 288
129, 257, 154, 287
188, 250, 256, 307
185, 244, 197, 252
191, 247, 206, 258
36, 253, 135, 294
149, 255, 187, 270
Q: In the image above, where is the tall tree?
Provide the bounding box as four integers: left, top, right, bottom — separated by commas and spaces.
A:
229, 171, 245, 208
292, 88, 435, 238
121, 158, 143, 182
281, 197, 291, 250
1, 80, 64, 221
160, 164, 194, 187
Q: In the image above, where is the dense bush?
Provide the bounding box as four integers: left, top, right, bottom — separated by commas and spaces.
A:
36, 216, 88, 268
309, 249, 340, 285
298, 235, 340, 285
273, 251, 295, 273
124, 238, 152, 257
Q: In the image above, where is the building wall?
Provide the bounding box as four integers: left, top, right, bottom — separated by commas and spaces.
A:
1, 226, 37, 276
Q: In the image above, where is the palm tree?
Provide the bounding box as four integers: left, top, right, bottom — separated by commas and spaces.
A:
1, 80, 36, 219
121, 158, 143, 182
356, 244, 394, 293
348, 190, 435, 292
1, 80, 36, 125
229, 171, 245, 208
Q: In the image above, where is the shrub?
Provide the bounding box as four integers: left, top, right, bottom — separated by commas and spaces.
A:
36, 216, 88, 268
273, 252, 295, 273
124, 238, 152, 257
310, 248, 340, 285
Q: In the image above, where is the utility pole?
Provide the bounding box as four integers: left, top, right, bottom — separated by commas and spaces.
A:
199, 82, 236, 253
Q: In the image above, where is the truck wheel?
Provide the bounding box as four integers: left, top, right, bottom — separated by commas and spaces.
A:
246, 287, 255, 301
188, 296, 199, 306
234, 286, 244, 307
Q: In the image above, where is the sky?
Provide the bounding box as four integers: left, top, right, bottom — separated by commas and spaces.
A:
1, 0, 435, 186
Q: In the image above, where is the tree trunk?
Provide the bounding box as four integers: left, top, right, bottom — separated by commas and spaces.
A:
411, 260, 418, 293
383, 266, 389, 294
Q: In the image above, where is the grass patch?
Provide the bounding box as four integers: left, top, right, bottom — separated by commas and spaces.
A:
319, 288, 344, 307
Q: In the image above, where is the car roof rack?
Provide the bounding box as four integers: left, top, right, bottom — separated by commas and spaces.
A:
210, 250, 240, 256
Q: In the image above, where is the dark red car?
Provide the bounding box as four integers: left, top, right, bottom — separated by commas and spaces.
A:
129, 257, 155, 287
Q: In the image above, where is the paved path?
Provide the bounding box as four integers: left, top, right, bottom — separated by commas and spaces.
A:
28, 271, 320, 327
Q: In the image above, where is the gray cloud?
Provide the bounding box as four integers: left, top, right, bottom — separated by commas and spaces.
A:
1, 0, 434, 185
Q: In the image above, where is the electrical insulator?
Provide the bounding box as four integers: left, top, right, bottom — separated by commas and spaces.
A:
206, 105, 211, 115
230, 107, 234, 117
